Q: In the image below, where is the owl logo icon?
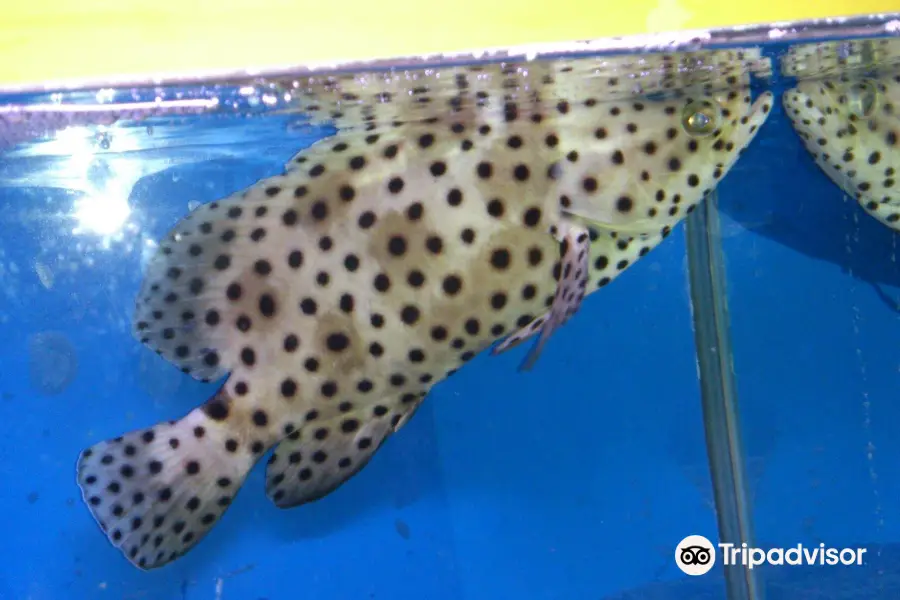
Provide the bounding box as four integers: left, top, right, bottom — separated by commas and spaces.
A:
675, 535, 716, 575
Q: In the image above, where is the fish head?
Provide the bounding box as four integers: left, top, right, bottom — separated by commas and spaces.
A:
556, 87, 773, 234
783, 75, 899, 228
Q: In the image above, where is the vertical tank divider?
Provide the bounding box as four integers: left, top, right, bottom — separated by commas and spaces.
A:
684, 191, 763, 600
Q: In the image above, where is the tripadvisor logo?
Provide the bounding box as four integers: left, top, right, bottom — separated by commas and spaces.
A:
719, 542, 867, 569
675, 535, 867, 575
675, 535, 716, 576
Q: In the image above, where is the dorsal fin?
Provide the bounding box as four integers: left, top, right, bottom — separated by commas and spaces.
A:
131, 176, 301, 383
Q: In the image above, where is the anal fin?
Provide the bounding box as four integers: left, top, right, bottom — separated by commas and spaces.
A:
264, 398, 423, 509
494, 222, 591, 371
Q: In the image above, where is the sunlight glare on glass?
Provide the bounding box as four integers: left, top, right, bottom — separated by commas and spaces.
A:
52, 126, 94, 156
72, 192, 132, 237
56, 125, 139, 242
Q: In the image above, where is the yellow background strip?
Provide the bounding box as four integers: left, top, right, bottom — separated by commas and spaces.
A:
1, 1, 897, 88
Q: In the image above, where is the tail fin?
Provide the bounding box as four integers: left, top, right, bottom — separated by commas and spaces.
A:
75, 397, 259, 570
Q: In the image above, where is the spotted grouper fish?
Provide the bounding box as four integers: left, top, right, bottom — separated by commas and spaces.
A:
784, 72, 899, 229
75, 65, 772, 570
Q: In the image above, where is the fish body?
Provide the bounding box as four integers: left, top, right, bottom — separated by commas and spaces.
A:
784, 73, 899, 230
75, 71, 772, 570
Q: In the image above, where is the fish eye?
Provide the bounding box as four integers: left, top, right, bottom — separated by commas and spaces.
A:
847, 78, 879, 118
680, 100, 718, 137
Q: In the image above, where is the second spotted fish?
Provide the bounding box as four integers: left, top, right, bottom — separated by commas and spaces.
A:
784, 70, 899, 230
75, 62, 772, 570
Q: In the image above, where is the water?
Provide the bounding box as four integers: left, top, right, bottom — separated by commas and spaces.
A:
0, 23, 899, 600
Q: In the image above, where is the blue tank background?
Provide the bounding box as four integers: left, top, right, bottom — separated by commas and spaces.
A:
0, 60, 899, 599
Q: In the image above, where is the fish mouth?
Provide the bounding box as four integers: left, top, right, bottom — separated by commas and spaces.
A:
781, 83, 821, 131
750, 90, 776, 112
745, 90, 775, 135
782, 85, 841, 171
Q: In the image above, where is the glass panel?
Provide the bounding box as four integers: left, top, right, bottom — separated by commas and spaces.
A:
1, 16, 898, 600
716, 35, 900, 600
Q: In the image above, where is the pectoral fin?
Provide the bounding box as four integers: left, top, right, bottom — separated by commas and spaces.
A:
495, 223, 590, 371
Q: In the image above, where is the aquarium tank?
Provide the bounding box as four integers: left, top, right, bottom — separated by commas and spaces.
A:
1, 6, 900, 600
